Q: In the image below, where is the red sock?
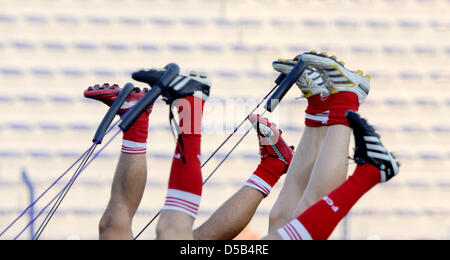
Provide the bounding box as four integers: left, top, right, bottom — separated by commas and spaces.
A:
162, 97, 204, 219
327, 92, 359, 126
304, 94, 331, 127
278, 164, 380, 240
120, 108, 151, 154
245, 156, 287, 197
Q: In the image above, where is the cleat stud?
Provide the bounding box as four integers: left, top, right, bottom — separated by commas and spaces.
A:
310, 50, 318, 54
339, 61, 345, 66
320, 51, 328, 56
331, 56, 337, 60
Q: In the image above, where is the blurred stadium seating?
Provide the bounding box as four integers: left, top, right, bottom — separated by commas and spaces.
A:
0, 0, 449, 240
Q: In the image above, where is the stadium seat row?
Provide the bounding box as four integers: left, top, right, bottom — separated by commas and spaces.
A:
1, 40, 449, 56
0, 149, 449, 161
0, 67, 276, 79
0, 12, 448, 31
0, 67, 449, 81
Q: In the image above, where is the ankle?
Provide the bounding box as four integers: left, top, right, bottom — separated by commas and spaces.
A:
305, 94, 331, 127
327, 92, 359, 126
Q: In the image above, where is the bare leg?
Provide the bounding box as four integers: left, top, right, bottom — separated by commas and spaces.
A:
261, 232, 283, 240
268, 126, 327, 232
194, 187, 264, 240
272, 51, 371, 223
266, 125, 350, 236
294, 125, 351, 216
83, 84, 150, 240
269, 58, 333, 232
99, 153, 147, 240
157, 211, 195, 240
291, 51, 371, 216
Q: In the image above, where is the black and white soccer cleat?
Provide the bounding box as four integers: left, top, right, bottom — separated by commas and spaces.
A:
346, 110, 400, 183
132, 69, 211, 103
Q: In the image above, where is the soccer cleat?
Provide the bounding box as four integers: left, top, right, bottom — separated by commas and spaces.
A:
346, 111, 400, 183
248, 114, 294, 169
299, 52, 371, 104
131, 68, 165, 86
84, 83, 150, 115
272, 59, 330, 99
132, 69, 211, 103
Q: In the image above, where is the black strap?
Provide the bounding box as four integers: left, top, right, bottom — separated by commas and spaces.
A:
169, 106, 187, 164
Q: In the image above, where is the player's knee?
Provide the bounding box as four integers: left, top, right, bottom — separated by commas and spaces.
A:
99, 213, 129, 235
99, 214, 112, 234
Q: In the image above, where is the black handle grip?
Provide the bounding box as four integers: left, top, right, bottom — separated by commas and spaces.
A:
265, 58, 307, 112
152, 63, 181, 91
93, 83, 135, 144
119, 63, 180, 132
274, 73, 287, 85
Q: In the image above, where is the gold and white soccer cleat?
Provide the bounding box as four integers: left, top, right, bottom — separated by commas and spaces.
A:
299, 51, 371, 104
272, 58, 330, 99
